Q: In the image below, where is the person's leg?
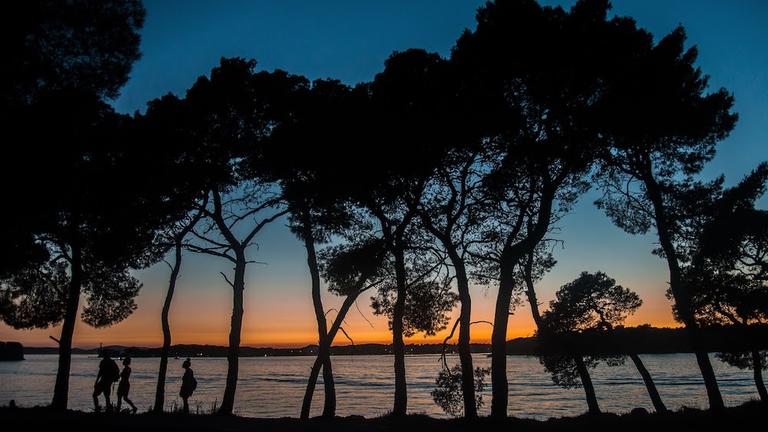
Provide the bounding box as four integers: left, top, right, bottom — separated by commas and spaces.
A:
93, 388, 101, 412
117, 395, 123, 411
182, 396, 189, 414
104, 387, 113, 412
125, 395, 137, 413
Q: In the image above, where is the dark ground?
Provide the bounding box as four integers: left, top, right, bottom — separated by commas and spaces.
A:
0, 402, 764, 432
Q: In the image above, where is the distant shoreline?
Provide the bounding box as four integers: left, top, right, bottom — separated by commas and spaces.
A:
18, 325, 768, 358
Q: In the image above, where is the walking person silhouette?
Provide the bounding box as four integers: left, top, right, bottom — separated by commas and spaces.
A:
179, 358, 197, 414
117, 356, 138, 413
93, 352, 120, 412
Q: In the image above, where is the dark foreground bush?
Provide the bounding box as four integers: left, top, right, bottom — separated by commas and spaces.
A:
0, 401, 764, 432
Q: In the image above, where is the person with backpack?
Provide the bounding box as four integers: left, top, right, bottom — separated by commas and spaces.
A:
93, 352, 120, 412
116, 356, 138, 414
179, 358, 197, 414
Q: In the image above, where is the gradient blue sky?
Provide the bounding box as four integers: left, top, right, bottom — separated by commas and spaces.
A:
2, 0, 766, 347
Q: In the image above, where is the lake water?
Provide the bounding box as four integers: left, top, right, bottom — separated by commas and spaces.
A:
0, 354, 761, 419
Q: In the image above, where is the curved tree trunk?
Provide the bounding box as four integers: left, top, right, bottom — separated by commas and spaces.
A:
218, 250, 246, 415
629, 353, 667, 413
691, 349, 723, 409
52, 242, 82, 410
490, 185, 555, 419
490, 269, 514, 418
301, 348, 337, 419
154, 240, 183, 412
321, 354, 335, 417
391, 245, 408, 416
300, 346, 336, 420
524, 253, 543, 329
643, 171, 724, 411
302, 292, 362, 418
753, 349, 767, 403
420, 217, 477, 418
302, 354, 323, 419
574, 355, 600, 415
524, 254, 608, 415
451, 254, 477, 419
299, 212, 335, 419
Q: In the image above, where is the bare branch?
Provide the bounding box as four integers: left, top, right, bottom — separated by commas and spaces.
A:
226, 196, 286, 230
338, 326, 355, 347
243, 209, 290, 246
470, 320, 494, 327
185, 243, 237, 263
440, 317, 461, 371
219, 272, 235, 289
354, 298, 375, 328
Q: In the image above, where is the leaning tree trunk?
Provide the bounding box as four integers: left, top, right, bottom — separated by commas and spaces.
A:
302, 291, 362, 418
752, 349, 768, 403
451, 253, 477, 419
300, 345, 334, 419
299, 214, 336, 419
154, 240, 183, 412
421, 219, 478, 419
52, 242, 83, 410
523, 252, 543, 329
574, 355, 600, 415
321, 357, 335, 416
523, 255, 607, 415
490, 268, 515, 418
391, 245, 408, 416
490, 187, 555, 418
644, 172, 724, 411
218, 250, 246, 415
302, 353, 323, 419
629, 353, 667, 412
691, 348, 723, 410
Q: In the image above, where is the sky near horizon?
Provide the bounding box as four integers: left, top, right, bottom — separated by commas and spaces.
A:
2, 0, 767, 348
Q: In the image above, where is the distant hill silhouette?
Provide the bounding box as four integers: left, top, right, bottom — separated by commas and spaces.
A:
121, 343, 494, 358
21, 325, 768, 358
509, 324, 768, 356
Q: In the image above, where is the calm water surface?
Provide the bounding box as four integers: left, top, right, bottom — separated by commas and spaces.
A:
0, 354, 760, 419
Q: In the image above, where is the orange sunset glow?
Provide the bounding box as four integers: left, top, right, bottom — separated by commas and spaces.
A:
1, 257, 680, 348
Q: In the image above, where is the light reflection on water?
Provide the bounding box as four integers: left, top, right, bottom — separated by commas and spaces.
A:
0, 353, 760, 419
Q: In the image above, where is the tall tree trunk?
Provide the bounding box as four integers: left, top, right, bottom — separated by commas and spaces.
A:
51, 243, 82, 410
643, 171, 724, 411
753, 349, 767, 403
321, 353, 335, 417
451, 252, 477, 419
420, 212, 477, 418
691, 349, 723, 410
300, 212, 336, 419
574, 355, 600, 415
154, 240, 183, 412
218, 249, 246, 415
299, 348, 336, 420
301, 348, 323, 420
301, 351, 338, 419
490, 268, 514, 418
525, 254, 609, 415
629, 353, 667, 413
490, 185, 555, 418
302, 292, 362, 418
391, 245, 408, 416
